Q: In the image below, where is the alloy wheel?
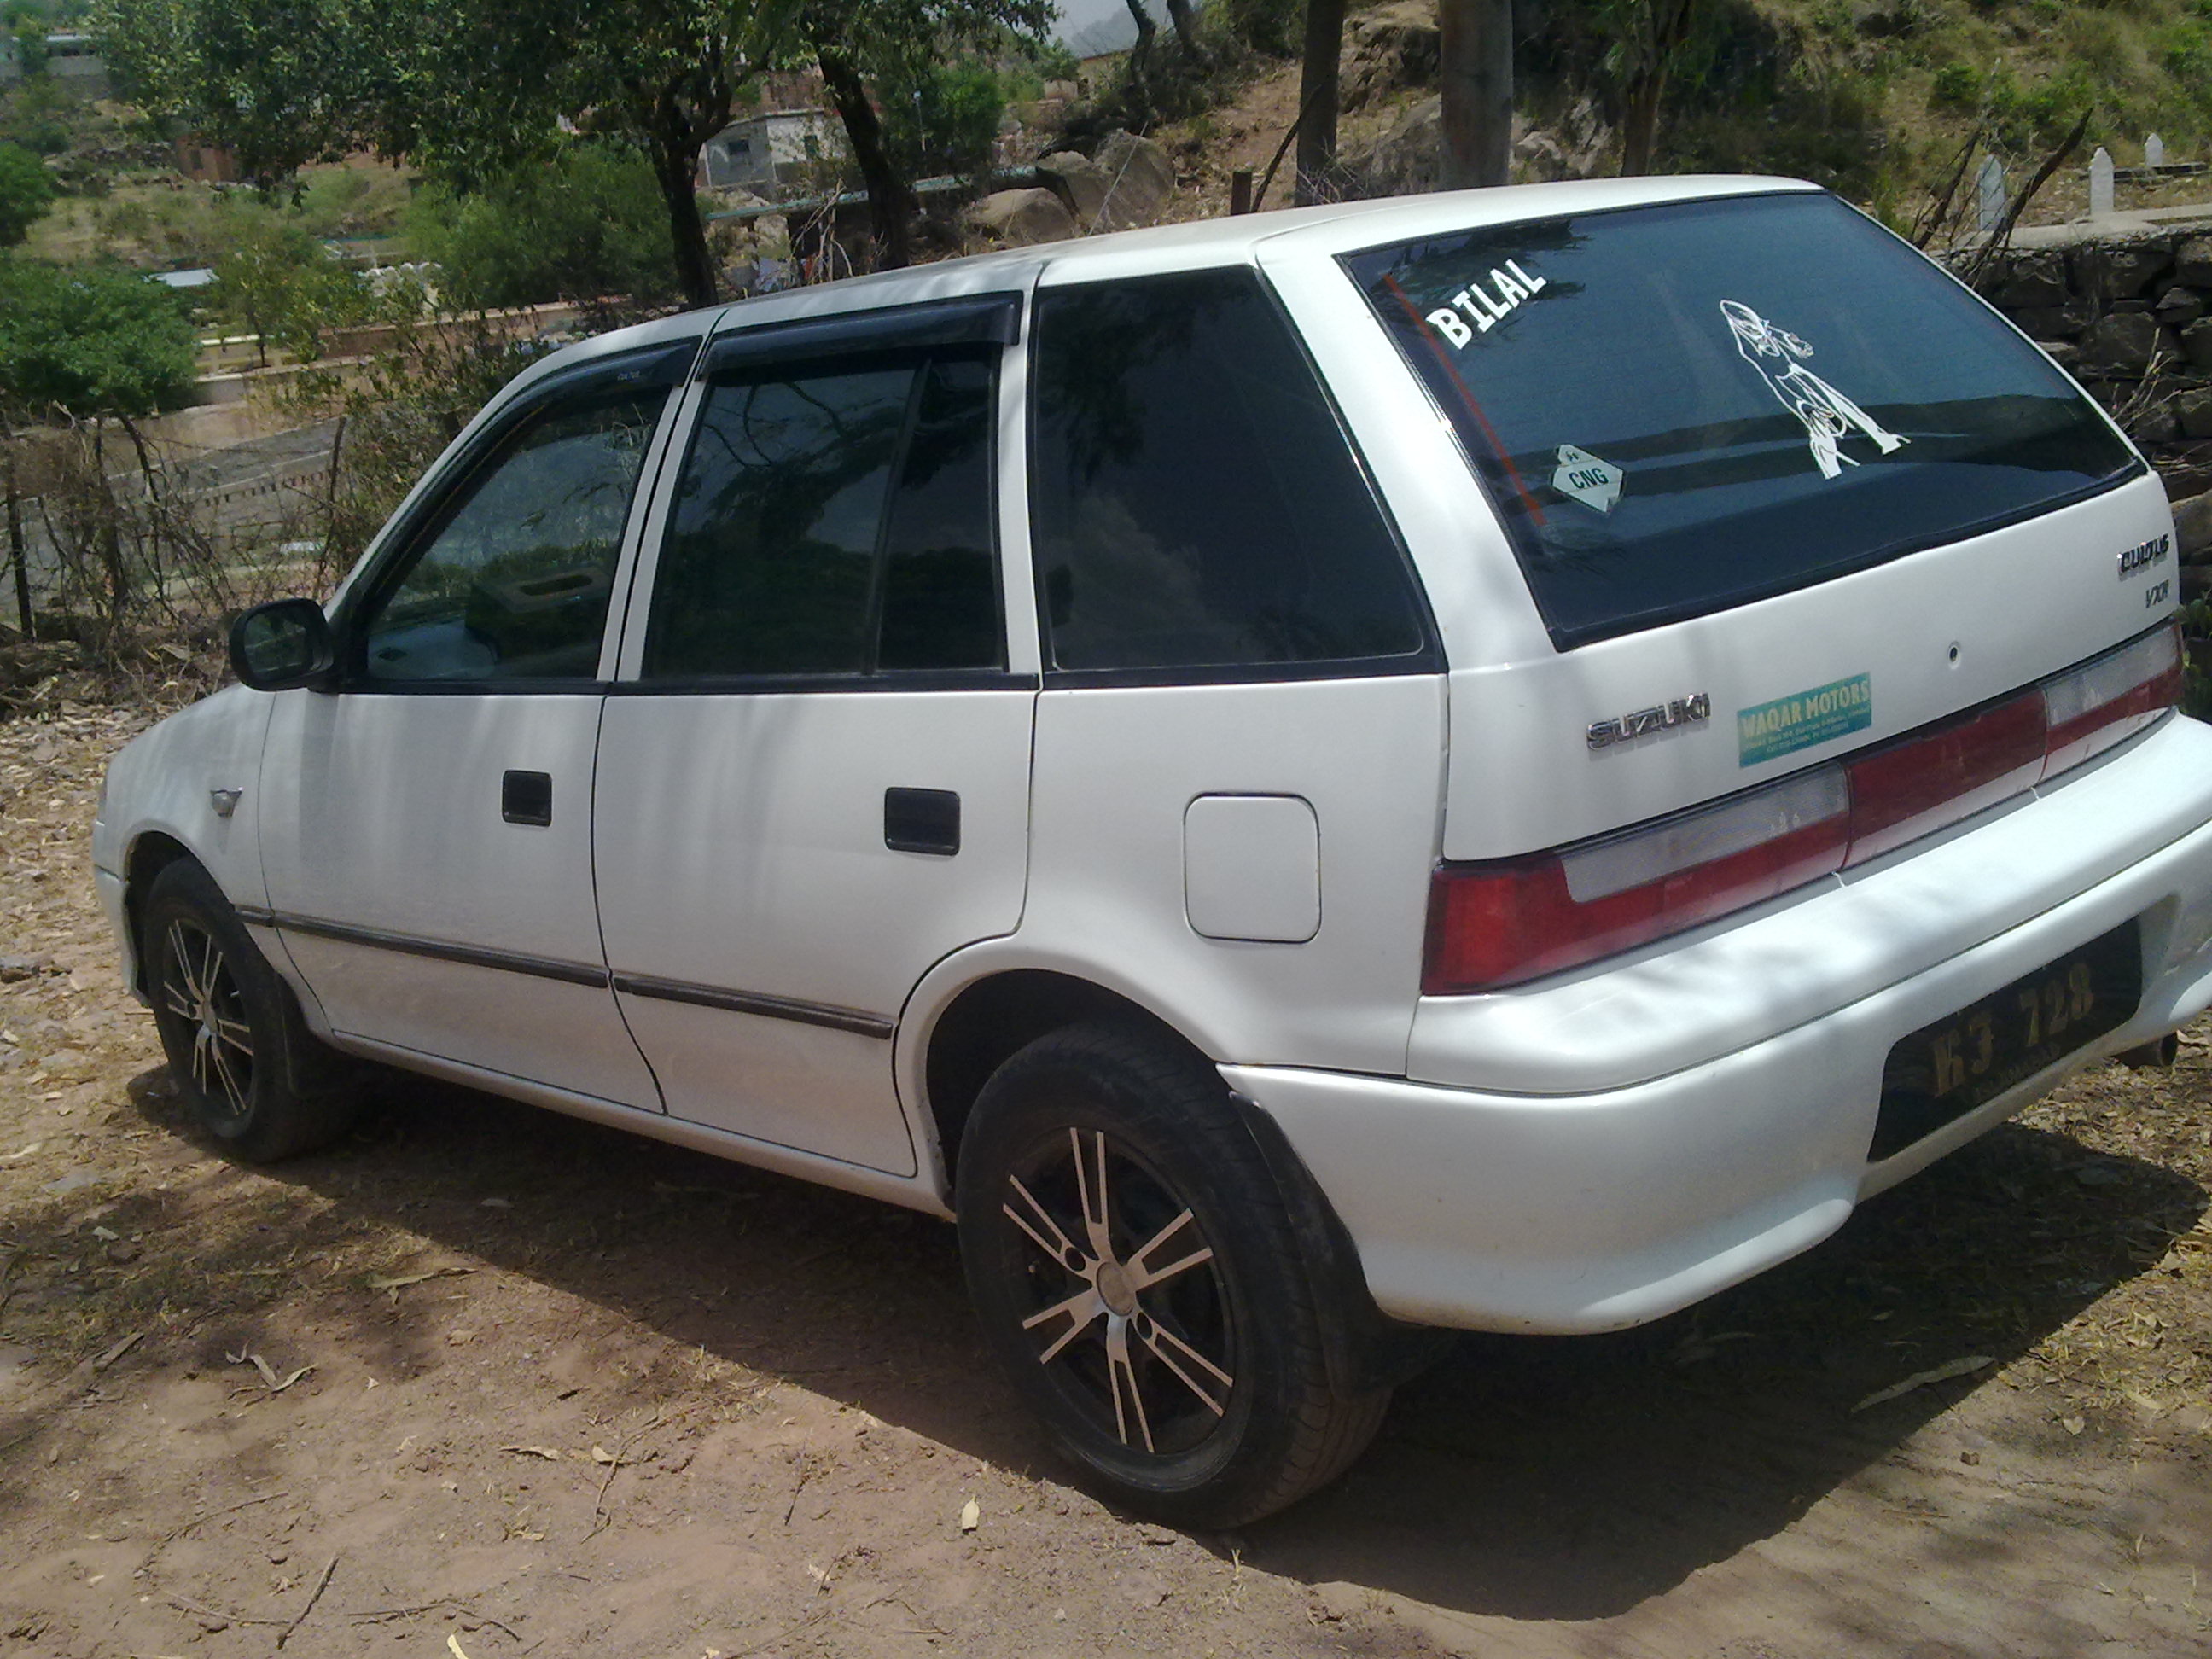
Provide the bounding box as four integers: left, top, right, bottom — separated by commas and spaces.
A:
1001, 1126, 1237, 1457
161, 917, 255, 1121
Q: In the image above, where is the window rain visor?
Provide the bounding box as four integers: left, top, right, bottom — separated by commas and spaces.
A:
1342, 193, 2139, 649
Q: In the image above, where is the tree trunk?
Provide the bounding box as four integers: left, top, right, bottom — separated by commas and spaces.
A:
1295, 0, 1344, 205
1122, 0, 1156, 121
1619, 1, 1699, 178
4, 445, 32, 643
1440, 0, 1514, 189
818, 46, 916, 272
1619, 70, 1664, 176
1162, 0, 1209, 65
642, 84, 726, 311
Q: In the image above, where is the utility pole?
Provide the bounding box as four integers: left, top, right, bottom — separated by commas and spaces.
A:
1440, 0, 1514, 189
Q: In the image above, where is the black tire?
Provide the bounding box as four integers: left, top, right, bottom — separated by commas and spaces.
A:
142, 859, 361, 1162
955, 1022, 1390, 1528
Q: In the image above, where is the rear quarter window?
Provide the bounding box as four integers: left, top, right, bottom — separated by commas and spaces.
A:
1028, 267, 1432, 678
1343, 192, 2140, 649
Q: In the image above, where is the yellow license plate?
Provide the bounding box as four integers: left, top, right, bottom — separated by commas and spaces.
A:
1872, 920, 2141, 1161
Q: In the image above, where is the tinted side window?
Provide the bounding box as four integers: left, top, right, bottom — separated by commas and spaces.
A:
644, 356, 1003, 678
1029, 269, 1427, 674
359, 386, 667, 683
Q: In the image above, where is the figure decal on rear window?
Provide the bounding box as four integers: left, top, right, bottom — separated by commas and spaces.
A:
1720, 300, 1910, 480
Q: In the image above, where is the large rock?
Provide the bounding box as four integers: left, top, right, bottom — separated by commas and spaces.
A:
1989, 250, 2069, 310
1092, 131, 1175, 232
1340, 0, 1441, 111
1036, 151, 1109, 226
2182, 316, 2212, 370
2174, 236, 2212, 288
2154, 285, 2206, 328
965, 188, 1077, 247
2170, 490, 2212, 562
2069, 241, 2173, 301
1340, 96, 1444, 198
2073, 311, 2168, 378
2010, 302, 2094, 341
2176, 387, 2212, 441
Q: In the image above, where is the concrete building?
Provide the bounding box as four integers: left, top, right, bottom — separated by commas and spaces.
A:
698, 109, 843, 194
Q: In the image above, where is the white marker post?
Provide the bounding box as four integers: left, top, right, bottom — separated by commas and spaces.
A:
2090, 146, 2116, 219
1976, 156, 2005, 237
2147, 132, 2168, 169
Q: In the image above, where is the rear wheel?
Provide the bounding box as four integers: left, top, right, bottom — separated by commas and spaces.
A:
956, 1022, 1389, 1527
143, 859, 360, 1161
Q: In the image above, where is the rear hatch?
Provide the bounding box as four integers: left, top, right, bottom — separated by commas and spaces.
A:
1333, 189, 2180, 991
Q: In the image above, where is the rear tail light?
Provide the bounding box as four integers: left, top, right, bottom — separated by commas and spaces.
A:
1425, 623, 2182, 993
2040, 623, 2182, 777
1842, 691, 2046, 867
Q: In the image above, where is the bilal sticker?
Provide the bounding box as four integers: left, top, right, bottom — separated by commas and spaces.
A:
1553, 444, 1624, 513
1423, 259, 1549, 348
1721, 300, 1909, 480
1738, 673, 1872, 766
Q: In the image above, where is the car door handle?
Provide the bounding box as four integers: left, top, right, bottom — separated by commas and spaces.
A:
884, 787, 959, 856
502, 770, 554, 827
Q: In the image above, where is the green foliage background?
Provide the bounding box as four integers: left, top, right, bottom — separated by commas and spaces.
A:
406, 142, 678, 309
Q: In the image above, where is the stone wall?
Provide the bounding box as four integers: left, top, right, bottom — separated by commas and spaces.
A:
1961, 228, 2212, 610
1962, 230, 2212, 481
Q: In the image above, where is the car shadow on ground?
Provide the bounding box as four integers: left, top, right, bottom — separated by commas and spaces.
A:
75, 1063, 2209, 1624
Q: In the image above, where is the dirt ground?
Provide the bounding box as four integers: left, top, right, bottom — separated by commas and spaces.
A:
3, 701, 2211, 1659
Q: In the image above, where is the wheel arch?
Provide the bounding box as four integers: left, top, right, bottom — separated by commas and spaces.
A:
917, 969, 1214, 1181
121, 830, 200, 996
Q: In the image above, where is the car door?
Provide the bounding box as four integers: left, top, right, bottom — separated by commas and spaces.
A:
593, 294, 1035, 1176
256, 341, 696, 1109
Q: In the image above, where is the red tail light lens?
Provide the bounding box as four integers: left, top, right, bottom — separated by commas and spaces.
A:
1842, 691, 2046, 867
1424, 624, 2181, 994
1423, 770, 1849, 992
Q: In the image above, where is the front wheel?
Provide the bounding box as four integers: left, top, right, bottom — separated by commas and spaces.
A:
956, 1022, 1389, 1528
143, 859, 360, 1162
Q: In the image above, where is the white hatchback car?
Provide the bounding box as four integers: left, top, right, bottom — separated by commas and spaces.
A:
96, 178, 2212, 1525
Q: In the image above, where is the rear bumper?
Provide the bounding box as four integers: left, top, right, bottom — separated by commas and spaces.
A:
1230, 717, 2212, 1335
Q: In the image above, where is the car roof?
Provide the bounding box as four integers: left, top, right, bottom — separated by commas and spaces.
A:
509, 175, 1825, 397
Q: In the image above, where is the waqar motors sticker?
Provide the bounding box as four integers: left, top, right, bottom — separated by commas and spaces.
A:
1738, 674, 1872, 766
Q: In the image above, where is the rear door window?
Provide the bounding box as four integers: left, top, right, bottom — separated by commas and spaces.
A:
643, 354, 1003, 680
1343, 192, 2139, 649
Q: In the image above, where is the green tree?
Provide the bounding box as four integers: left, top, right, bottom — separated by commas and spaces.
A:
408, 141, 678, 308
210, 215, 372, 366
3, 2, 51, 77
0, 257, 199, 639
0, 259, 197, 415
95, 0, 1047, 305
806, 1, 1047, 270
0, 141, 55, 245
94, 0, 789, 306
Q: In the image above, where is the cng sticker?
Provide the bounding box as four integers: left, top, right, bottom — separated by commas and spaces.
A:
1552, 445, 1623, 513
1738, 674, 1872, 766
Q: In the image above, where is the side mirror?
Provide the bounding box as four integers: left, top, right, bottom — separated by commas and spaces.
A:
229, 598, 337, 692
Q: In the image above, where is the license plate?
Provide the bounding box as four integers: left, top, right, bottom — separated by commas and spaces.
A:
1871, 920, 2142, 1161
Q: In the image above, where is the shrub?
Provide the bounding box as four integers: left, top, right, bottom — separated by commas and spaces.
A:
0, 139, 52, 244
407, 142, 678, 310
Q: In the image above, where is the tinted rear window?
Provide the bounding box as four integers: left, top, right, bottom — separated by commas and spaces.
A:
1029, 268, 1429, 677
1343, 192, 2139, 649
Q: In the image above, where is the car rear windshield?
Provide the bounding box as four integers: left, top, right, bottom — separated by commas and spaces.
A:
1342, 191, 2139, 649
